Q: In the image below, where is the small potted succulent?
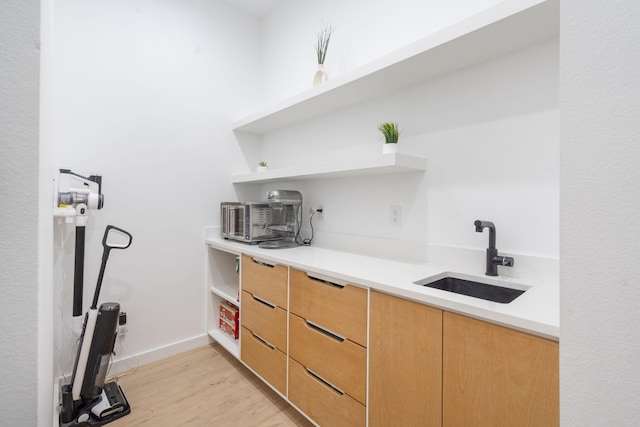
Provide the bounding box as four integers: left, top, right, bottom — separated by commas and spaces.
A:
378, 122, 400, 153
257, 161, 268, 172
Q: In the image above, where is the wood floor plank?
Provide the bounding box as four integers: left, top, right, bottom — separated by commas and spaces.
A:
108, 343, 314, 426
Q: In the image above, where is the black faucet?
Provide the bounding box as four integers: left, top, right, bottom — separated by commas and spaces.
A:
474, 220, 514, 276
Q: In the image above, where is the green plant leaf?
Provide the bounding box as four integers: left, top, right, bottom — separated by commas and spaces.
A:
315, 24, 334, 64
377, 121, 400, 143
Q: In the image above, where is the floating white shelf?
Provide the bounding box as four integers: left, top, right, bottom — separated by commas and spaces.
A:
231, 153, 426, 184
231, 0, 558, 134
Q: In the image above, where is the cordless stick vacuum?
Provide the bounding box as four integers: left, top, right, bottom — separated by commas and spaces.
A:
60, 225, 133, 427
54, 169, 105, 335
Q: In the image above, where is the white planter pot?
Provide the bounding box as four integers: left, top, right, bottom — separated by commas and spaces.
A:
383, 143, 398, 154
313, 64, 329, 86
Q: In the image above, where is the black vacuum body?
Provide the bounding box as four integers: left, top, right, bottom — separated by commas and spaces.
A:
60, 225, 133, 426
60, 303, 131, 426
78, 303, 120, 400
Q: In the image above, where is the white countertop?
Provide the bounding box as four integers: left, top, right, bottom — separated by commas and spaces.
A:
206, 236, 559, 340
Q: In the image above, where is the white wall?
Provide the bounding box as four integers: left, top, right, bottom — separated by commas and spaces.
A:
51, 0, 261, 377
260, 0, 503, 103
560, 0, 640, 424
36, 0, 640, 423
0, 1, 41, 425
247, 0, 559, 267
40, 1, 55, 424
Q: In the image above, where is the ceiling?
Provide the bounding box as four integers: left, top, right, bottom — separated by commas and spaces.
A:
221, 0, 285, 17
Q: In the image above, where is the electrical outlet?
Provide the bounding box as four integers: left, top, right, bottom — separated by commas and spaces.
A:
310, 207, 324, 220
390, 205, 402, 226
118, 311, 127, 335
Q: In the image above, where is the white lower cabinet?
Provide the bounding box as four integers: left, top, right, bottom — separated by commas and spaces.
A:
206, 246, 240, 357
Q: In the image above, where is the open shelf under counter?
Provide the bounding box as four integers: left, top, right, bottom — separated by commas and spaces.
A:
231, 0, 558, 134
231, 153, 426, 184
208, 328, 240, 358
210, 285, 239, 306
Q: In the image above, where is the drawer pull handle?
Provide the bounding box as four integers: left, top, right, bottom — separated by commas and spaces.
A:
252, 257, 275, 268
306, 319, 345, 342
306, 274, 345, 289
305, 367, 345, 396
251, 332, 275, 350
251, 294, 276, 309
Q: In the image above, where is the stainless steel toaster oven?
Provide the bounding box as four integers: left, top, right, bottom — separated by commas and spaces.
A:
220, 202, 282, 243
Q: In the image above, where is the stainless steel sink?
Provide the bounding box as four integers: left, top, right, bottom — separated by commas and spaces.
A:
414, 276, 526, 303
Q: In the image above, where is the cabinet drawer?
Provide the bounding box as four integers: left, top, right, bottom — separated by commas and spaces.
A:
241, 255, 288, 308
241, 290, 287, 351
289, 313, 366, 404
288, 357, 365, 427
240, 326, 286, 395
290, 268, 367, 347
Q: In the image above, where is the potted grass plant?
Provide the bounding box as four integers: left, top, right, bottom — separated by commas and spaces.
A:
378, 122, 400, 153
313, 23, 334, 86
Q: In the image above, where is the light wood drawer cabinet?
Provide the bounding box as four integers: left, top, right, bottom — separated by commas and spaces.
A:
443, 312, 559, 427
241, 290, 287, 351
288, 357, 365, 427
289, 268, 367, 347
240, 326, 286, 395
369, 291, 443, 427
289, 313, 366, 404
241, 255, 287, 308
240, 255, 288, 396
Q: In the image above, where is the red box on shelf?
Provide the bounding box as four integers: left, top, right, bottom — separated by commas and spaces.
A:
219, 317, 239, 340
219, 300, 239, 323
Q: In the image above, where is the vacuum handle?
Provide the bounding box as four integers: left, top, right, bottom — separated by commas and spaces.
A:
102, 225, 132, 250
91, 225, 133, 309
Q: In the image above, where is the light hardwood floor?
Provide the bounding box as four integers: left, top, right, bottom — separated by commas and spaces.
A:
109, 343, 314, 426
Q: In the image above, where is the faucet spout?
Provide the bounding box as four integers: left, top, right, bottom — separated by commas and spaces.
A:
474, 219, 513, 276
474, 220, 496, 249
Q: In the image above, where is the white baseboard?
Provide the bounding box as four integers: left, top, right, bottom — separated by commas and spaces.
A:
56, 333, 210, 392
108, 333, 210, 377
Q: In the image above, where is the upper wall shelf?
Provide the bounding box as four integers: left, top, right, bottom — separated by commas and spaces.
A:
231, 153, 426, 184
231, 0, 558, 135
